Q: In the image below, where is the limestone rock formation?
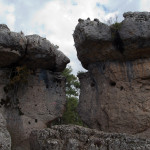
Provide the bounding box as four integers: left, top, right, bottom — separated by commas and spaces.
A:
73, 12, 150, 69
0, 113, 11, 150
73, 12, 150, 138
0, 25, 69, 150
0, 24, 27, 67
0, 24, 69, 71
19, 35, 70, 72
30, 125, 150, 150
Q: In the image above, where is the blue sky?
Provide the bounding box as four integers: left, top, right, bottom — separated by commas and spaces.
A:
0, 0, 149, 74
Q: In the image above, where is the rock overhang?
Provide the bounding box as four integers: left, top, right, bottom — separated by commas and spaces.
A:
0, 25, 70, 72
73, 12, 150, 69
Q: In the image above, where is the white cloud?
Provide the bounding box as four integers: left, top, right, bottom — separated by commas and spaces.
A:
0, 0, 15, 30
6, 13, 15, 30
140, 0, 150, 11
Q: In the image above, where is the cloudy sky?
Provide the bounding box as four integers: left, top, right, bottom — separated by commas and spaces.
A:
0, 0, 149, 74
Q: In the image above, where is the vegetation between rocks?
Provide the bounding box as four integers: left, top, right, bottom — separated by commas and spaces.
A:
52, 66, 84, 126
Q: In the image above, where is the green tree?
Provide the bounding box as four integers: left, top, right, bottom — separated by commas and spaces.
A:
53, 66, 83, 125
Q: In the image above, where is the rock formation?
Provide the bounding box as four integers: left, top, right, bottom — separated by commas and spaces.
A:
0, 24, 70, 150
73, 12, 150, 138
30, 125, 150, 150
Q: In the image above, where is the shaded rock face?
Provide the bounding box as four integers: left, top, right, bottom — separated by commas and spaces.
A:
0, 69, 66, 150
0, 113, 11, 150
0, 25, 69, 150
73, 12, 150, 138
29, 125, 150, 150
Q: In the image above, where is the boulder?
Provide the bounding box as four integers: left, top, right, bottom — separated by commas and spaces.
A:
0, 24, 27, 67
73, 12, 150, 69
0, 25, 70, 72
119, 12, 150, 60
73, 18, 114, 69
19, 34, 70, 72
73, 12, 150, 138
30, 125, 150, 150
0, 113, 11, 150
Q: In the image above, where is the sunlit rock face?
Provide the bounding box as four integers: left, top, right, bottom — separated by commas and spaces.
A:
0, 25, 70, 150
73, 12, 150, 138
30, 125, 150, 150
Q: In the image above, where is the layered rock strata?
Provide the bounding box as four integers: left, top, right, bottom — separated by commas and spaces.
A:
0, 25, 69, 150
73, 12, 150, 138
30, 125, 150, 150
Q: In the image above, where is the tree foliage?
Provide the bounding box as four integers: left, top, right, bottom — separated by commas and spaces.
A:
52, 66, 83, 126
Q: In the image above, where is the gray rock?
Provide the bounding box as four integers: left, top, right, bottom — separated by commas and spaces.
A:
119, 12, 150, 59
19, 34, 70, 72
73, 18, 113, 69
0, 113, 11, 150
29, 125, 150, 150
0, 24, 27, 67
0, 25, 70, 72
73, 12, 150, 69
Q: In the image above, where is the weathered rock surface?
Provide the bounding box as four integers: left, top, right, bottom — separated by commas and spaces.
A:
30, 125, 150, 150
0, 25, 69, 71
73, 12, 150, 69
0, 113, 11, 150
0, 24, 27, 67
73, 18, 113, 69
74, 12, 150, 138
0, 69, 66, 150
19, 35, 70, 72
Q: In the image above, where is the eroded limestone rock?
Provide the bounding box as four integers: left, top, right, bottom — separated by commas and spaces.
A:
19, 35, 70, 72
73, 18, 113, 69
0, 24, 70, 72
30, 125, 150, 150
73, 12, 150, 69
0, 24, 27, 67
73, 12, 150, 138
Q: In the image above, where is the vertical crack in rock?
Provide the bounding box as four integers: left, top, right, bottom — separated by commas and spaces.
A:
113, 30, 124, 54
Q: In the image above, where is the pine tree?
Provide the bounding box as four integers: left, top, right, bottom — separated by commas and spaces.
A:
52, 66, 83, 125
